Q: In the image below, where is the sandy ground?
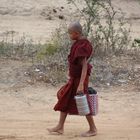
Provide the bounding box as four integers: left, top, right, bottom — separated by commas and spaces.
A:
0, 59, 140, 140
0, 0, 140, 43
0, 0, 140, 139
0, 0, 77, 43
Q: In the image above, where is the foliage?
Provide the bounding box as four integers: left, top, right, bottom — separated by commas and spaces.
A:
67, 0, 131, 57
0, 2, 139, 86
0, 31, 37, 60
36, 25, 71, 67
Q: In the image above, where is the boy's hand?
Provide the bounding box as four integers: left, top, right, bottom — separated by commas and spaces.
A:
77, 83, 84, 94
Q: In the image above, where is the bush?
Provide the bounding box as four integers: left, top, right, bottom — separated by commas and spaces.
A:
1, 2, 139, 87
67, 0, 131, 57
0, 31, 37, 60
35, 25, 71, 67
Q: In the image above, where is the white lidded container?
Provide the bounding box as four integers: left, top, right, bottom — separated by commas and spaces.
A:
75, 94, 90, 116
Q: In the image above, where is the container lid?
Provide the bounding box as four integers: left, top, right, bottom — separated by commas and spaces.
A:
88, 87, 97, 94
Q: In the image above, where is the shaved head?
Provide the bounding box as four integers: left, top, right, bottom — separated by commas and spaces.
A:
68, 21, 83, 34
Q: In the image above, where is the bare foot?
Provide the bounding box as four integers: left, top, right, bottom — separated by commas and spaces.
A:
81, 130, 97, 137
47, 126, 64, 135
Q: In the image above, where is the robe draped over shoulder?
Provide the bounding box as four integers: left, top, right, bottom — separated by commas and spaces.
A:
68, 39, 93, 78
54, 39, 93, 115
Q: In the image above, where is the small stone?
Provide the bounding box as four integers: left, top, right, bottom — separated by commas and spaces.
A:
34, 68, 40, 72
24, 72, 28, 75
58, 15, 64, 20
128, 76, 132, 80
53, 9, 57, 13
106, 83, 110, 86
46, 15, 52, 20
118, 79, 127, 83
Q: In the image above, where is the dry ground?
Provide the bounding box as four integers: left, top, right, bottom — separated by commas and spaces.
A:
0, 59, 140, 140
0, 0, 140, 140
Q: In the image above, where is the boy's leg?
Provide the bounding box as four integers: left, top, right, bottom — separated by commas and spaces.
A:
81, 115, 97, 137
47, 111, 67, 134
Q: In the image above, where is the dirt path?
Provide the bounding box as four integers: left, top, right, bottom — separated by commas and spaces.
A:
0, 59, 140, 140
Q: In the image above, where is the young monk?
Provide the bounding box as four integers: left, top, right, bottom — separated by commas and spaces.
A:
48, 21, 97, 137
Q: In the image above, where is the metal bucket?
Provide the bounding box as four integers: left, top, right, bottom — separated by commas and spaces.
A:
75, 94, 90, 116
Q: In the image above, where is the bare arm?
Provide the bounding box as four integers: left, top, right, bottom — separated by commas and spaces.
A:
77, 57, 87, 93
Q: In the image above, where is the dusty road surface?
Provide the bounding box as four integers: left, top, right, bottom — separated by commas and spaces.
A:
0, 59, 140, 140
0, 0, 140, 139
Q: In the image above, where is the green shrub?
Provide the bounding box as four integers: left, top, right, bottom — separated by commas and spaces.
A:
0, 41, 5, 56
36, 42, 58, 60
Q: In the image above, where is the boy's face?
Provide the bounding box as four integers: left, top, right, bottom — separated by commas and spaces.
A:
68, 30, 80, 40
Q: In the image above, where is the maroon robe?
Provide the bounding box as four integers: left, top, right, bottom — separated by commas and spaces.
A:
54, 39, 93, 115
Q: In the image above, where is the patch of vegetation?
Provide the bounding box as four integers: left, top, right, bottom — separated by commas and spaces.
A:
0, 1, 139, 87
133, 39, 140, 46
68, 0, 131, 57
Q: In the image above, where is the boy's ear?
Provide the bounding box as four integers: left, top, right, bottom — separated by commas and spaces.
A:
76, 32, 81, 35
